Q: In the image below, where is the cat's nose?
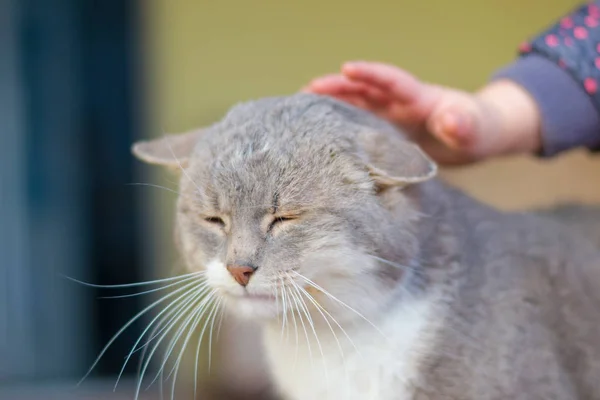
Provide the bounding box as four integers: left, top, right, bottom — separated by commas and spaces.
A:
226, 264, 256, 286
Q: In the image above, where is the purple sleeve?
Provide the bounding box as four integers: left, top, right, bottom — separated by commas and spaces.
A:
491, 2, 600, 157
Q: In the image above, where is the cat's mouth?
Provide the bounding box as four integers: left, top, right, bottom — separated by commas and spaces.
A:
226, 291, 277, 303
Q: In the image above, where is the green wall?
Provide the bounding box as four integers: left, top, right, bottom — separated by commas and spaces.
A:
145, 0, 574, 132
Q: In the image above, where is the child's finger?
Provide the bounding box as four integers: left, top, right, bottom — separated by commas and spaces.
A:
342, 61, 422, 104
305, 75, 391, 107
306, 74, 366, 95
302, 74, 345, 92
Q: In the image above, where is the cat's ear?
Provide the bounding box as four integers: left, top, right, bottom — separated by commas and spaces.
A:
132, 128, 205, 170
359, 132, 438, 191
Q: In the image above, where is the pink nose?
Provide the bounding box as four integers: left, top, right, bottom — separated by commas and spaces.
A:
226, 264, 255, 286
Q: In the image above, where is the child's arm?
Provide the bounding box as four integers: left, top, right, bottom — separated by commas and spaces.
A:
492, 1, 600, 157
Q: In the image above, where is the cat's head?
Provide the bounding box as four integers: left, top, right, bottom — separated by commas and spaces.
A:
133, 94, 436, 322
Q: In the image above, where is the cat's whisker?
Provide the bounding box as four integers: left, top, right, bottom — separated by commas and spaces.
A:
287, 284, 314, 369
292, 271, 390, 343
215, 297, 226, 341
114, 281, 209, 390
296, 285, 345, 360
163, 134, 206, 198
300, 284, 361, 358
137, 296, 202, 394
207, 297, 223, 373
168, 294, 219, 400
283, 279, 300, 370
296, 282, 351, 394
131, 281, 211, 356
77, 277, 206, 387
134, 284, 209, 383
279, 275, 289, 342
154, 292, 217, 385
192, 294, 222, 397
135, 288, 207, 399
365, 254, 417, 272
290, 282, 329, 392
125, 182, 182, 196
136, 290, 214, 397
65, 270, 205, 290
100, 275, 205, 300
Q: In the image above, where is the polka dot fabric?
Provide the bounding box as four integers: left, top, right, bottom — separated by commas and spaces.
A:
520, 2, 600, 102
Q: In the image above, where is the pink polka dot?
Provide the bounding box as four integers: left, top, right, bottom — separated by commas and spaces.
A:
590, 4, 600, 17
585, 16, 599, 27
518, 41, 532, 52
558, 59, 567, 69
574, 26, 588, 39
595, 57, 600, 69
584, 78, 597, 94
545, 34, 559, 47
564, 36, 574, 46
561, 17, 574, 28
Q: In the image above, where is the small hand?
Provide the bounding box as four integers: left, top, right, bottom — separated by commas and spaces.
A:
303, 61, 541, 166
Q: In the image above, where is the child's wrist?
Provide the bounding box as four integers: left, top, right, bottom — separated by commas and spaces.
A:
475, 80, 542, 156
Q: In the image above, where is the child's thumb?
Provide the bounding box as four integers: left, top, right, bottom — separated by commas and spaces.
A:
428, 107, 479, 150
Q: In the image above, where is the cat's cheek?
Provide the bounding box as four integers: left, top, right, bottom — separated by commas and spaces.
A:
175, 223, 200, 271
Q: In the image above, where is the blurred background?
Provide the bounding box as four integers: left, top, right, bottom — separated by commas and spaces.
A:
2, 0, 599, 399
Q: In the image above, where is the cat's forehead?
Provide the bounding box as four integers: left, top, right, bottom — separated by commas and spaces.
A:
182, 96, 373, 209
211, 94, 360, 150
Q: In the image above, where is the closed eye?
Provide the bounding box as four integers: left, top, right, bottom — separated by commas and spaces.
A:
204, 216, 225, 228
268, 216, 299, 233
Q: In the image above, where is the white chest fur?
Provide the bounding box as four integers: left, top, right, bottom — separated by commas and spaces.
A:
262, 298, 434, 400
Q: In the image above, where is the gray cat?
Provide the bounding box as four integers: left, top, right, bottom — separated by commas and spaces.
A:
133, 93, 600, 400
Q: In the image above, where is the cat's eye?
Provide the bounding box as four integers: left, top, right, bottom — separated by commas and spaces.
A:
204, 216, 226, 228
268, 216, 298, 233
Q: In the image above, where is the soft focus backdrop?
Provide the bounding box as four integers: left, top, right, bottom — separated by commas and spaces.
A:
2, 0, 599, 398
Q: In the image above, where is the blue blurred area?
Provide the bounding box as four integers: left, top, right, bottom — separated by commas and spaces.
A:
1, 0, 147, 395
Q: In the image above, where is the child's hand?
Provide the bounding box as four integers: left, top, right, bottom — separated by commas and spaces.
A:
303, 61, 541, 166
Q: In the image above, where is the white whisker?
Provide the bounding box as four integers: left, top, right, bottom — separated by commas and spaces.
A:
168, 293, 219, 400
207, 297, 223, 373
114, 280, 209, 390
193, 294, 221, 397
287, 284, 313, 368
125, 182, 181, 196
291, 281, 329, 391
296, 285, 344, 359
283, 278, 300, 370
366, 254, 416, 272
132, 281, 211, 356
78, 277, 205, 386
293, 271, 389, 342
134, 291, 215, 399
164, 135, 205, 197
152, 292, 216, 386
65, 270, 204, 290
101, 275, 204, 300
296, 283, 361, 357
280, 276, 288, 342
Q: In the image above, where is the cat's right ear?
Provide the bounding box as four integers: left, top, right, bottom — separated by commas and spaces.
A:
132, 128, 205, 170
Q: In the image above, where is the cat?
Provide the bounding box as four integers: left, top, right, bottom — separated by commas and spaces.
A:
133, 93, 600, 400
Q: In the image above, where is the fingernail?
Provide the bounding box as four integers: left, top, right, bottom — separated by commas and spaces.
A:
441, 112, 470, 142
343, 61, 364, 71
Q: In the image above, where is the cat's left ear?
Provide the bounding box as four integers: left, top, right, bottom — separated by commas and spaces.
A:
132, 128, 205, 170
358, 131, 438, 191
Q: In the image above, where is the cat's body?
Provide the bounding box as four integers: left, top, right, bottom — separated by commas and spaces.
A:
133, 93, 600, 399
266, 181, 600, 400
